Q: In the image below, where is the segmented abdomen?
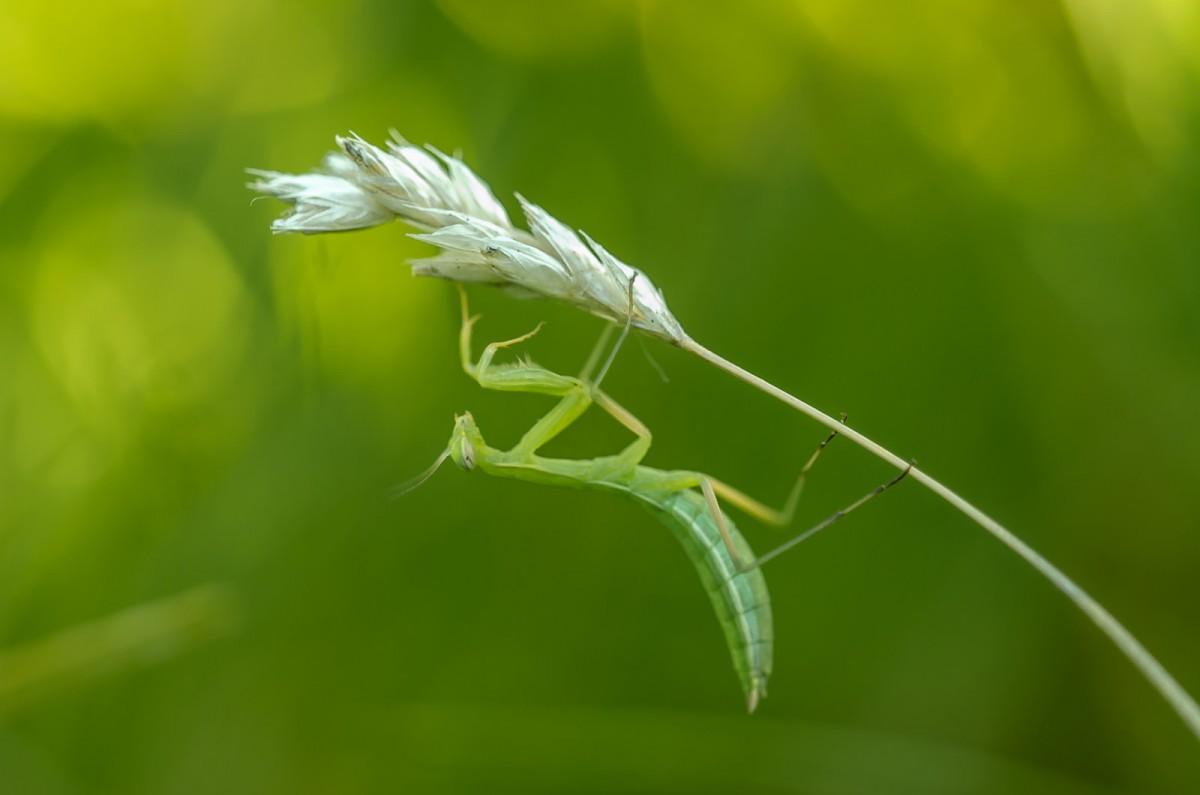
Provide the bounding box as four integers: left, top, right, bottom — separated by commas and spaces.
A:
643, 489, 773, 711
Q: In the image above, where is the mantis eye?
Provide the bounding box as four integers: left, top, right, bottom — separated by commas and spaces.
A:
448, 414, 480, 472
459, 437, 476, 471
451, 437, 477, 473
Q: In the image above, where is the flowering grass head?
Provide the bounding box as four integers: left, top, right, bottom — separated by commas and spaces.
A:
249, 132, 686, 344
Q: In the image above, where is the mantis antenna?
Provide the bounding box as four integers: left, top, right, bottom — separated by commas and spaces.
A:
390, 448, 452, 499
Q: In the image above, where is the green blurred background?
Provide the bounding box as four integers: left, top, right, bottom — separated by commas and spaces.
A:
2, 0, 1199, 791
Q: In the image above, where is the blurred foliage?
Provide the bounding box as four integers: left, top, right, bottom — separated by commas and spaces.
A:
2, 0, 1199, 792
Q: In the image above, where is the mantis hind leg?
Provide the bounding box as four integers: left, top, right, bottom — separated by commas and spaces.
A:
707, 418, 845, 529
690, 418, 913, 571
702, 464, 913, 572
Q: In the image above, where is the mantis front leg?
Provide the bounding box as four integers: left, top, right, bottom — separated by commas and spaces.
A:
456, 286, 652, 464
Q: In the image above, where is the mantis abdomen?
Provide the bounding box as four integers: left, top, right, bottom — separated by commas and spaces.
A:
640, 488, 773, 712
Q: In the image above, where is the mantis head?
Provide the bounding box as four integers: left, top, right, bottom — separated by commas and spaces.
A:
393, 412, 487, 498
448, 412, 485, 472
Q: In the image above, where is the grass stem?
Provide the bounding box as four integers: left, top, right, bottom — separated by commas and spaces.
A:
683, 335, 1200, 742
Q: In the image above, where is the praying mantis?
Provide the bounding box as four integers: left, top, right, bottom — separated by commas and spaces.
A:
409, 287, 910, 711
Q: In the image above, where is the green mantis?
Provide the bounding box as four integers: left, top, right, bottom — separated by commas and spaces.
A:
413, 289, 910, 711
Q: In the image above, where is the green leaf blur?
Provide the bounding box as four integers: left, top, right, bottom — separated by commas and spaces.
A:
2, 0, 1198, 792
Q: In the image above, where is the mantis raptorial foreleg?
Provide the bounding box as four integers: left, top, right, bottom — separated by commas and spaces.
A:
456, 286, 651, 463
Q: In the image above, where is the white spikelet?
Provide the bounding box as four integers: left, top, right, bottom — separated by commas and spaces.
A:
249, 131, 687, 344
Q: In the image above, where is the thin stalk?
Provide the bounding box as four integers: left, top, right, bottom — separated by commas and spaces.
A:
681, 335, 1200, 742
